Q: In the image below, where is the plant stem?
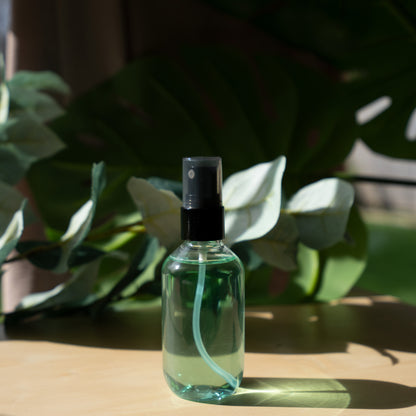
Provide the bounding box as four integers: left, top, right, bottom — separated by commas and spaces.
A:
4, 241, 62, 264
3, 221, 146, 264
86, 220, 145, 241
337, 173, 416, 187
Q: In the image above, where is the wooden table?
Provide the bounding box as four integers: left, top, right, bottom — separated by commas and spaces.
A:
1, 295, 415, 415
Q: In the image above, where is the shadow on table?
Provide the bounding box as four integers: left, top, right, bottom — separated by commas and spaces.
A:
4, 297, 416, 357
244, 298, 416, 357
216, 377, 416, 409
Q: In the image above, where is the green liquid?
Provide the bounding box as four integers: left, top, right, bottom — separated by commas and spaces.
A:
162, 250, 244, 402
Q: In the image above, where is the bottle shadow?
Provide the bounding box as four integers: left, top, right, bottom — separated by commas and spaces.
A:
214, 377, 416, 409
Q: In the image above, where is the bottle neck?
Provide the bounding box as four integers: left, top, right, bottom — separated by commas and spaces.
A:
179, 240, 228, 262
183, 240, 224, 248
181, 206, 224, 241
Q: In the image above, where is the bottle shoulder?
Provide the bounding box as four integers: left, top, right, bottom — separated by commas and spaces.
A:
164, 240, 242, 266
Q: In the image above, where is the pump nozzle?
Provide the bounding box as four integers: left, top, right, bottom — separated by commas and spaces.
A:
181, 157, 224, 241
182, 157, 222, 209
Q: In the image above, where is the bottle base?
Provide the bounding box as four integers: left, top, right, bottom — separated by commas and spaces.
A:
165, 373, 238, 402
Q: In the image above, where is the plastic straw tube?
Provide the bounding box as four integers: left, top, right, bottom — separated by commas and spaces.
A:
192, 258, 238, 389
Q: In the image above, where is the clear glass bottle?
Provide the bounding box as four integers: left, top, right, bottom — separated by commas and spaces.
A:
162, 157, 245, 402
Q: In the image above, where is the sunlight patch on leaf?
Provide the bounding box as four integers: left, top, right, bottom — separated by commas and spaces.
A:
0, 201, 25, 265
251, 213, 299, 271
0, 83, 9, 123
223, 156, 286, 245
61, 200, 94, 242
287, 178, 354, 250
0, 54, 8, 123
127, 178, 181, 249
53, 162, 106, 273
405, 107, 416, 141
17, 259, 101, 311
355, 96, 392, 125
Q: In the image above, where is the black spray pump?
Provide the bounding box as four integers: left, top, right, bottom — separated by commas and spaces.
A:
181, 157, 224, 241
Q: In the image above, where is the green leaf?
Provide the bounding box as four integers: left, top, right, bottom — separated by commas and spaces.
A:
232, 241, 263, 271
14, 259, 101, 314
0, 201, 26, 265
127, 177, 181, 249
251, 213, 298, 271
313, 206, 367, 302
15, 241, 61, 270
9, 88, 65, 123
0, 181, 25, 231
223, 156, 286, 245
287, 178, 354, 250
68, 245, 106, 268
147, 176, 182, 198
53, 162, 106, 273
7, 71, 70, 95
276, 243, 320, 303
15, 241, 105, 270
357, 220, 416, 306
245, 243, 320, 305
244, 264, 276, 305
0, 115, 66, 185
91, 235, 160, 316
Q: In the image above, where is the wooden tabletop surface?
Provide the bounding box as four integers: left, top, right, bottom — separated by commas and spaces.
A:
0, 295, 415, 416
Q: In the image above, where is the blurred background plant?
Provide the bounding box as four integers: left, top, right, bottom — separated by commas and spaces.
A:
0, 0, 415, 322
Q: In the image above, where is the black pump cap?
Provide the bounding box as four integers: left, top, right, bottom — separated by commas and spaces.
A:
181, 157, 224, 241
182, 157, 222, 209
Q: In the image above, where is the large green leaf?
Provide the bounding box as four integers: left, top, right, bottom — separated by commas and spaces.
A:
204, 0, 416, 162
23, 4, 416, 237
223, 156, 286, 245
286, 178, 355, 250
27, 47, 298, 231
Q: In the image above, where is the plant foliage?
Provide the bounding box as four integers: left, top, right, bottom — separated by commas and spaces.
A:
1, 1, 416, 320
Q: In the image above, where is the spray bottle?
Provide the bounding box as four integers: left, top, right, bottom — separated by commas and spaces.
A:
162, 156, 245, 402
